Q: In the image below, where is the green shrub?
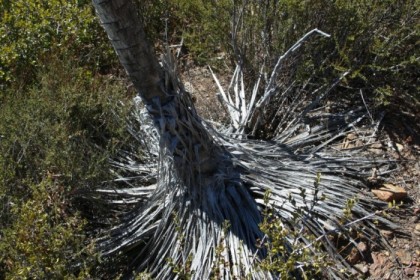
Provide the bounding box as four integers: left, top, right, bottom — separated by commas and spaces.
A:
0, 56, 130, 187
139, 0, 418, 107
0, 0, 115, 87
258, 176, 332, 279
262, 1, 417, 106
134, 0, 232, 65
0, 56, 132, 277
169, 0, 232, 64
0, 178, 96, 279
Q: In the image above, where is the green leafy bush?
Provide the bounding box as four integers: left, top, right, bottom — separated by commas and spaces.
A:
258, 176, 332, 279
0, 57, 129, 188
140, 0, 418, 107
0, 56, 132, 278
0, 178, 96, 279
0, 0, 115, 87
134, 0, 232, 65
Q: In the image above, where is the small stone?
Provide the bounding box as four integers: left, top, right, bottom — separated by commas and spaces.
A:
372, 183, 407, 202
370, 148, 384, 155
396, 143, 404, 152
347, 133, 357, 140
396, 249, 412, 265
414, 224, 420, 235
371, 143, 383, 149
354, 263, 369, 274
405, 267, 417, 277
380, 230, 394, 239
357, 242, 368, 253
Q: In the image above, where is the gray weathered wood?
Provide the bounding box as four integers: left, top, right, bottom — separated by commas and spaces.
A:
92, 0, 168, 103
92, 0, 219, 178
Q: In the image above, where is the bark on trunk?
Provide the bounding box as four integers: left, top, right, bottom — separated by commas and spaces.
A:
92, 0, 167, 103
92, 0, 220, 179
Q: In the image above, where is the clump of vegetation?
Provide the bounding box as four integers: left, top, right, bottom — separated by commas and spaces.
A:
139, 0, 418, 108
0, 56, 131, 278
0, 0, 115, 87
0, 178, 96, 279
0, 1, 132, 278
135, 0, 232, 64
257, 175, 332, 279
0, 57, 129, 188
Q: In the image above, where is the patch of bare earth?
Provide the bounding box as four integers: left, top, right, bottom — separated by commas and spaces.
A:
180, 66, 229, 125
365, 114, 420, 279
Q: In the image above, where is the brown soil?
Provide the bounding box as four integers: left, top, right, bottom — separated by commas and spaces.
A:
365, 114, 420, 279
180, 66, 229, 123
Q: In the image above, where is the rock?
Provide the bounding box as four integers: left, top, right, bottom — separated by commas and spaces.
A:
183, 82, 196, 94
354, 263, 369, 275
380, 230, 394, 239
371, 143, 383, 149
372, 183, 407, 202
347, 133, 358, 140
405, 267, 417, 277
396, 143, 404, 152
370, 148, 384, 155
414, 224, 420, 235
357, 242, 368, 253
396, 249, 412, 265
369, 143, 385, 155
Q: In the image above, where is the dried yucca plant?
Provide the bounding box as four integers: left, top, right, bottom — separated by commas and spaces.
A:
90, 1, 395, 279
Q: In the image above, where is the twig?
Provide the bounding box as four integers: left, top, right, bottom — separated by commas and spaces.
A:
360, 89, 374, 124
298, 208, 387, 253
256, 29, 331, 109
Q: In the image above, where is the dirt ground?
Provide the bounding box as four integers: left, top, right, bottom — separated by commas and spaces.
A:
364, 115, 420, 280
181, 65, 420, 279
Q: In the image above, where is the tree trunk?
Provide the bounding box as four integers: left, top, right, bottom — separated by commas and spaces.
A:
92, 0, 166, 103
92, 0, 220, 180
